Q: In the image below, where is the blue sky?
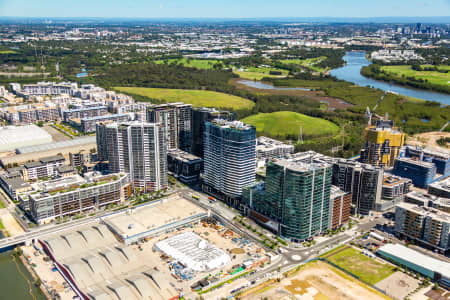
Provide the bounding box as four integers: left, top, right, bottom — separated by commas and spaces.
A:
1, 0, 449, 18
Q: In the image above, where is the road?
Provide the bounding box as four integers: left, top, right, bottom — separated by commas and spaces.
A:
179, 187, 381, 288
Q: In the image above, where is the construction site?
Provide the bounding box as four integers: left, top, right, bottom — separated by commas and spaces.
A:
20, 195, 270, 300
241, 260, 388, 300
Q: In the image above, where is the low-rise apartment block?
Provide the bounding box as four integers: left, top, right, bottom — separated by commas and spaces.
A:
23, 154, 65, 181
19, 172, 131, 224
256, 136, 294, 165
0, 172, 32, 201
63, 106, 108, 122
393, 157, 436, 188
405, 190, 450, 213
378, 175, 412, 211
428, 177, 450, 198
395, 202, 450, 253
167, 149, 203, 185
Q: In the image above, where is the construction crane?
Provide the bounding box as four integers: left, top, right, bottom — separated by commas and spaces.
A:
439, 121, 449, 132
366, 91, 387, 127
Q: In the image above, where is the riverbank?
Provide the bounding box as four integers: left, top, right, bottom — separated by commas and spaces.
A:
231, 78, 352, 110
330, 51, 450, 105
0, 250, 46, 300
361, 64, 450, 95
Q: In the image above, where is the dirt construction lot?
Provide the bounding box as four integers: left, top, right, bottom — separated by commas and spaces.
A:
407, 131, 450, 148
242, 261, 388, 300
376, 271, 420, 300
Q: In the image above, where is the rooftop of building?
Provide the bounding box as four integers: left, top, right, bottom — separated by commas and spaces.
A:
24, 154, 65, 168
0, 125, 52, 149
396, 202, 450, 222
395, 157, 435, 168
406, 190, 443, 202
40, 154, 65, 164
428, 177, 450, 192
22, 81, 77, 88
195, 106, 231, 114
331, 185, 347, 199
149, 102, 192, 109
368, 119, 403, 134
256, 136, 294, 150
270, 157, 330, 173
16, 136, 96, 154
104, 121, 160, 129
81, 113, 129, 122
406, 145, 450, 160
24, 161, 43, 169
26, 172, 127, 200
40, 221, 178, 300
210, 119, 253, 130
57, 165, 75, 173
383, 175, 411, 187
0, 174, 31, 190
167, 149, 202, 162
378, 243, 450, 278
64, 105, 107, 113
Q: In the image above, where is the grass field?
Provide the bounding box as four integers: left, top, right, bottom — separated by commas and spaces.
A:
152, 58, 223, 69
326, 247, 396, 285
380, 65, 450, 87
280, 56, 328, 73
234, 66, 289, 80
242, 111, 339, 140
114, 87, 255, 110
0, 50, 16, 54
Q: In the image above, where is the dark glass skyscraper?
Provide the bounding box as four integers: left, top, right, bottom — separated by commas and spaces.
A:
191, 107, 234, 158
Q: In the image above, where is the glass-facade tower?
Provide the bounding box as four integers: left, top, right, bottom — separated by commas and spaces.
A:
203, 119, 256, 201
265, 159, 332, 242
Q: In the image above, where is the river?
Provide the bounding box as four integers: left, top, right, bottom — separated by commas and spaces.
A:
330, 51, 450, 105
236, 80, 311, 91
0, 250, 46, 300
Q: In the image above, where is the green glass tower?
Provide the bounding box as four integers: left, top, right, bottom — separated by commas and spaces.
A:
265, 159, 332, 242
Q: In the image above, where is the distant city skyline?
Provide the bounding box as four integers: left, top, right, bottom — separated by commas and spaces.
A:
1, 0, 449, 19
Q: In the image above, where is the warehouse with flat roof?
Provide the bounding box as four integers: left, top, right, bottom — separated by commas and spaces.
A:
103, 196, 207, 245
378, 243, 450, 287
1, 136, 97, 167
0, 125, 52, 152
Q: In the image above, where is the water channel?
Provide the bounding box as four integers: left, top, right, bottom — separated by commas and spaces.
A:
330, 51, 450, 105
0, 250, 46, 300
237, 51, 450, 106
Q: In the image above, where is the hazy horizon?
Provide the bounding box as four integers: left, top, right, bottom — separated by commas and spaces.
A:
1, 0, 449, 19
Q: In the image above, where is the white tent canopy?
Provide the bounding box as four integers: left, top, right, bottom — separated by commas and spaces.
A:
155, 232, 231, 272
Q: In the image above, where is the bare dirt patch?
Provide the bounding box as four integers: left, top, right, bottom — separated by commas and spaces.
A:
407, 131, 450, 149
376, 271, 420, 300
242, 261, 387, 300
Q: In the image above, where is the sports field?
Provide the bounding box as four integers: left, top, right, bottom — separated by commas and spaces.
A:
234, 66, 289, 80
114, 87, 255, 110
152, 58, 223, 69
380, 65, 450, 87
325, 247, 396, 285
280, 56, 328, 73
242, 111, 339, 140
